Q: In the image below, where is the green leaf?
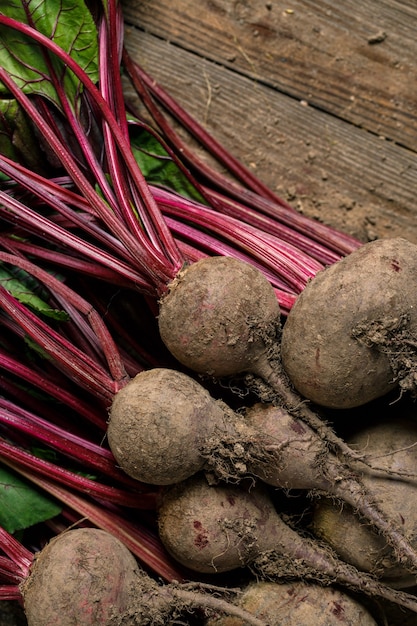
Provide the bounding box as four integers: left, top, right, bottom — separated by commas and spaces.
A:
0, 98, 44, 169
0, 465, 61, 533
0, 265, 69, 320
129, 123, 207, 204
0, 0, 99, 109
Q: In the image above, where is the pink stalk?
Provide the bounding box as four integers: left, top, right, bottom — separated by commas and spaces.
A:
0, 239, 139, 288
0, 74, 175, 292
46, 295, 117, 369
3, 461, 186, 582
97, 7, 153, 244
86, 290, 173, 371
0, 249, 129, 399
157, 190, 322, 292
0, 526, 32, 579
0, 153, 137, 254
122, 49, 289, 207
0, 149, 322, 309
0, 153, 316, 309
0, 349, 106, 429
0, 13, 183, 284
0, 286, 117, 401
0, 557, 25, 585
207, 187, 362, 257
0, 397, 141, 486
99, 1, 129, 136
0, 153, 304, 293
0, 181, 153, 291
0, 437, 155, 508
0, 586, 22, 601
0, 167, 304, 313
198, 187, 345, 265
0, 164, 148, 275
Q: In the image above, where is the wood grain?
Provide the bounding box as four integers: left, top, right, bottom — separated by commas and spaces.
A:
122, 0, 417, 149
123, 26, 417, 243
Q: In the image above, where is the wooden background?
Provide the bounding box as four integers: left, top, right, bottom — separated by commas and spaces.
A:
121, 0, 417, 247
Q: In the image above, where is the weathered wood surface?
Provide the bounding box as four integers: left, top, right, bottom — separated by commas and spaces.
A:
122, 0, 417, 245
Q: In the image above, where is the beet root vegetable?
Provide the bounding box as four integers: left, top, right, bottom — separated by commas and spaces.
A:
312, 417, 417, 589
157, 474, 417, 613
281, 237, 417, 409
20, 528, 139, 626
157, 256, 383, 470
20, 527, 269, 626
158, 255, 281, 378
204, 580, 378, 626
211, 402, 417, 573
108, 367, 417, 573
107, 367, 226, 485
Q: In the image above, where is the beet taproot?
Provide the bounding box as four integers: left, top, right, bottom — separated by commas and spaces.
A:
312, 417, 417, 588
20, 527, 270, 626
157, 474, 417, 613
158, 256, 281, 378
107, 367, 225, 485
108, 367, 417, 573
20, 528, 139, 626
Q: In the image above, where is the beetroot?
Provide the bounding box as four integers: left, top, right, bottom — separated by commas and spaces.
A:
107, 367, 224, 485
204, 580, 378, 626
157, 474, 417, 614
312, 417, 417, 589
108, 367, 417, 573
158, 256, 281, 378
20, 528, 139, 626
281, 237, 417, 409
20, 527, 269, 626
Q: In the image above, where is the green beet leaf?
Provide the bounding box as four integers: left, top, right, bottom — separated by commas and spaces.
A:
0, 99, 41, 167
0, 265, 69, 321
0, 465, 61, 533
129, 123, 206, 204
0, 0, 99, 110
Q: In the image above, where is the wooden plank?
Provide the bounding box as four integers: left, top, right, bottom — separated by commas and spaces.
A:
123, 28, 417, 244
122, 0, 417, 151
